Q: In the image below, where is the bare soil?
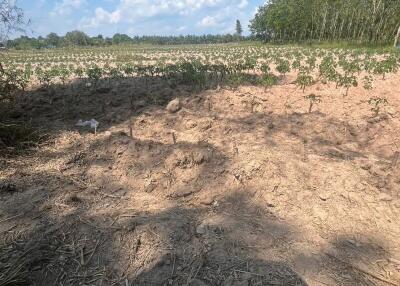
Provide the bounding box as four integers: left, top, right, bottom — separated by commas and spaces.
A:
1, 72, 400, 286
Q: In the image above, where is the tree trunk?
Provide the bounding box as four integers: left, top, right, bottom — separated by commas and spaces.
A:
394, 25, 400, 48
319, 3, 328, 41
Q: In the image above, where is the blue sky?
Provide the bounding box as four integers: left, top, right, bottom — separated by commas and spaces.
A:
17, 0, 265, 38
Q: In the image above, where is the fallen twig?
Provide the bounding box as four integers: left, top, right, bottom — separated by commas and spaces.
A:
85, 238, 101, 266
0, 213, 23, 224
326, 253, 399, 286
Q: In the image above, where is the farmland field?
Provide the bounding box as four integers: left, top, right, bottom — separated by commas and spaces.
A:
1, 43, 400, 285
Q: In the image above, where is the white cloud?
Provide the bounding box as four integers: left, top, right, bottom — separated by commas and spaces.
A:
117, 0, 224, 17
51, 0, 87, 16
81, 7, 122, 28
238, 0, 248, 9
82, 0, 229, 26
196, 4, 241, 30
197, 16, 217, 27
79, 0, 254, 34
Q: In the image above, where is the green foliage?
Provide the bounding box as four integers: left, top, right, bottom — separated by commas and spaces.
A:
368, 97, 388, 116
337, 73, 358, 96
303, 93, 321, 113
0, 64, 26, 101
35, 66, 53, 87
225, 73, 260, 88
65, 30, 91, 46
276, 59, 290, 76
295, 70, 314, 92
86, 65, 103, 84
236, 20, 243, 36
8, 33, 248, 49
260, 63, 271, 74
363, 75, 373, 90
373, 57, 398, 79
58, 64, 71, 85
319, 56, 337, 82
250, 0, 400, 44
2, 43, 399, 99
260, 74, 278, 88
74, 66, 84, 79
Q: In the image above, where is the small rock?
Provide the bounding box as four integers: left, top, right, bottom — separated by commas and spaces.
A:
193, 150, 210, 165
166, 98, 181, 113
367, 117, 380, 124
199, 196, 215, 206
359, 159, 372, 170
198, 121, 212, 131
118, 137, 131, 145
347, 239, 361, 247
185, 121, 197, 129
196, 224, 207, 235
319, 192, 330, 201
169, 189, 194, 198
144, 181, 157, 193
378, 193, 392, 202
388, 257, 400, 265
376, 179, 387, 189
65, 193, 81, 204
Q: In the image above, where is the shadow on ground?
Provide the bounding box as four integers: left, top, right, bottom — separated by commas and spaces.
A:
1, 76, 399, 285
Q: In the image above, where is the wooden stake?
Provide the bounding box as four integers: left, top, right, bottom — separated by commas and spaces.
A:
172, 132, 176, 144
391, 151, 399, 168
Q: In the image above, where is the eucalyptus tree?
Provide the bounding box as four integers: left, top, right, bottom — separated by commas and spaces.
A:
250, 0, 400, 44
395, 25, 400, 47
236, 20, 243, 36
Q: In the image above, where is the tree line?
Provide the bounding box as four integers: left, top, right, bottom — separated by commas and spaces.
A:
250, 0, 400, 45
7, 30, 246, 49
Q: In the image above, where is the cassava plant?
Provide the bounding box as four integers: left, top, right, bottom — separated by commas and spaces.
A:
368, 97, 388, 117
295, 69, 313, 93
304, 93, 322, 113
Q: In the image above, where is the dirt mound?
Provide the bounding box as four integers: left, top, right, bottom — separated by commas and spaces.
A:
1, 72, 400, 285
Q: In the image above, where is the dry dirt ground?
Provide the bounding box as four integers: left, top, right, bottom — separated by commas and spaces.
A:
1, 71, 400, 286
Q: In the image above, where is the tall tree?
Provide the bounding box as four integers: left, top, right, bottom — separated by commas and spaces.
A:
0, 0, 26, 43
46, 32, 60, 47
249, 0, 400, 44
65, 30, 90, 46
236, 19, 243, 36
1, 0, 27, 103
395, 25, 400, 47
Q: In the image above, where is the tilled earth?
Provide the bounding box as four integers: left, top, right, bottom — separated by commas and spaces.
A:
1, 72, 400, 286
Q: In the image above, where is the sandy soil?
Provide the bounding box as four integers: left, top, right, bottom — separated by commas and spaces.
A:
1, 71, 400, 286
